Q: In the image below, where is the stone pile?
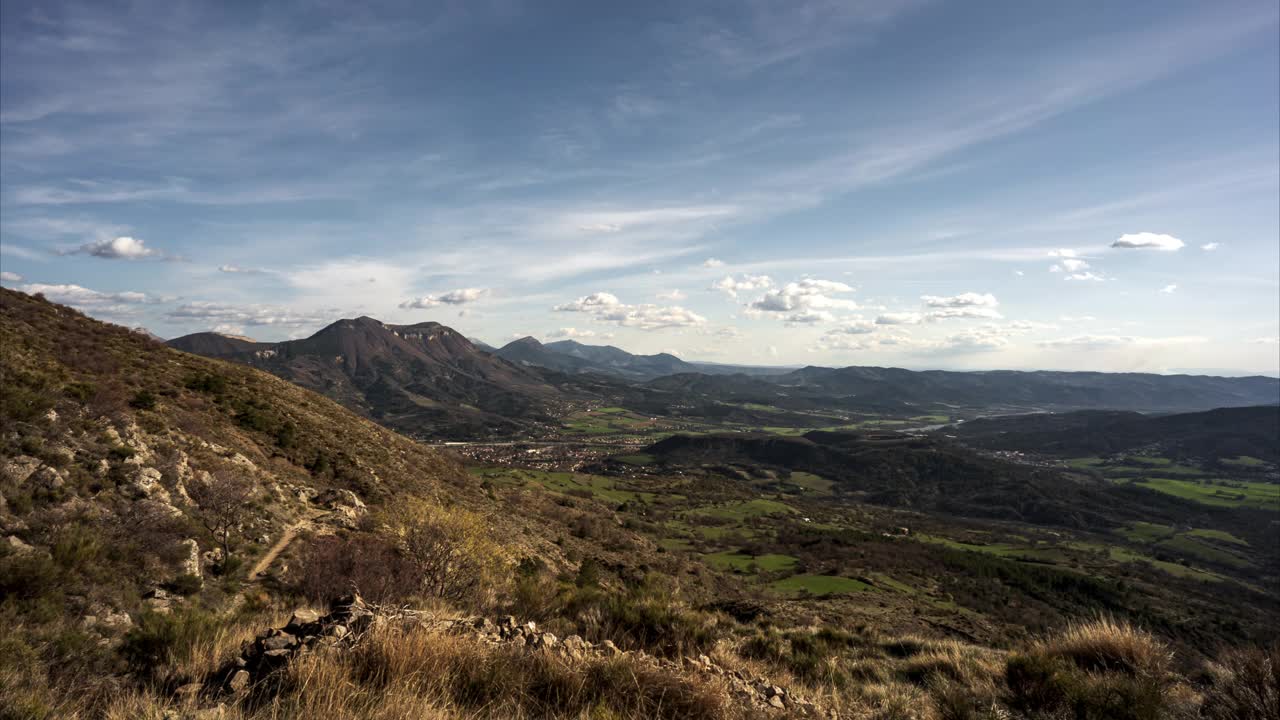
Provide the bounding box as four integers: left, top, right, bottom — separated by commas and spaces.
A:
212, 595, 829, 717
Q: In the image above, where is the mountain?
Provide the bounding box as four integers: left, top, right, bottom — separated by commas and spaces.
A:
945, 405, 1280, 463
169, 318, 569, 439
649, 365, 1280, 415
494, 337, 698, 380
495, 336, 598, 375
167, 330, 263, 357
496, 338, 795, 380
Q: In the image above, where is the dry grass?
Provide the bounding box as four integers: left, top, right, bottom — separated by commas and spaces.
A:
1200, 643, 1280, 720
1006, 617, 1198, 720
1036, 616, 1173, 677
240, 621, 737, 720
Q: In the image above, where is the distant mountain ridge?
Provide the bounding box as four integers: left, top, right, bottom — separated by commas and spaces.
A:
650, 365, 1280, 415
495, 337, 697, 380
169, 318, 570, 439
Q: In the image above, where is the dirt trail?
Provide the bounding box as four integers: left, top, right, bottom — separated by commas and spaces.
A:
246, 511, 325, 581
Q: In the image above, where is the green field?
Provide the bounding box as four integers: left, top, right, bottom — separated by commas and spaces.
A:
1134, 477, 1280, 510
771, 574, 875, 596
705, 551, 798, 573
689, 498, 797, 521
789, 471, 835, 494
473, 467, 659, 504
1222, 455, 1268, 468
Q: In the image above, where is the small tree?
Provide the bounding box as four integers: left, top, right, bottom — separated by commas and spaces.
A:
397, 502, 509, 608
188, 471, 255, 564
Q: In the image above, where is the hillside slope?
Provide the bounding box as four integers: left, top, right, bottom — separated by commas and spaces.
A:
946, 405, 1280, 463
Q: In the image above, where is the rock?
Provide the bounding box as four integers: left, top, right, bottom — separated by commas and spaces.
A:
769, 695, 786, 709
178, 538, 202, 580
144, 588, 174, 614
29, 466, 66, 492
288, 608, 323, 628
124, 467, 171, 503
44, 409, 59, 423
227, 669, 250, 693
4, 535, 35, 555
316, 489, 367, 528
1, 456, 42, 485
260, 632, 298, 651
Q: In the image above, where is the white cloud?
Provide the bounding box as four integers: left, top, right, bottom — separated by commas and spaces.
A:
1111, 232, 1185, 251
875, 312, 923, 325
1050, 258, 1090, 273
1038, 334, 1206, 349
1065, 271, 1106, 282
72, 235, 159, 260
1048, 248, 1079, 258
785, 310, 837, 325
1160, 283, 1178, 294
1014, 270, 1024, 276
554, 292, 623, 312
702, 258, 725, 268
577, 223, 622, 233
750, 278, 857, 316
211, 324, 248, 336
0, 271, 22, 282
826, 320, 876, 334
166, 301, 335, 328
1059, 315, 1097, 322
1200, 242, 1220, 251
547, 327, 609, 339
554, 291, 706, 330
712, 273, 773, 297
921, 292, 998, 308
656, 289, 687, 301
219, 264, 269, 275
399, 287, 490, 309
1251, 336, 1279, 345
925, 306, 1004, 321
18, 282, 159, 317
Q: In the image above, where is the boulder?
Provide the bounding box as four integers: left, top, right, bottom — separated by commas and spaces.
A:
178, 538, 202, 580
124, 467, 171, 503
1, 456, 41, 485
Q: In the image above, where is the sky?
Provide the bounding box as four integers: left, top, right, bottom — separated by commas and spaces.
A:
2, 0, 1278, 375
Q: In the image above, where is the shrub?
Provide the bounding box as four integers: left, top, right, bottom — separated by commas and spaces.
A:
293, 534, 419, 605
119, 609, 218, 678
393, 501, 511, 609
1201, 643, 1280, 720
128, 390, 158, 410
1005, 619, 1195, 720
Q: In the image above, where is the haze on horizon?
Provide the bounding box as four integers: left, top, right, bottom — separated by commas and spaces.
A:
1, 0, 1278, 375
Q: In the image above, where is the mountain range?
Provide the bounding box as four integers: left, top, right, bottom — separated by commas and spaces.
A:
167, 316, 1280, 439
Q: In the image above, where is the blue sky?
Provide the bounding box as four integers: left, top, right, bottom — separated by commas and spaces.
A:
2, 0, 1277, 374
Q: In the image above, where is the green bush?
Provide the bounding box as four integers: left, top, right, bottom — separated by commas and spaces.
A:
129, 390, 158, 410
119, 609, 218, 677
